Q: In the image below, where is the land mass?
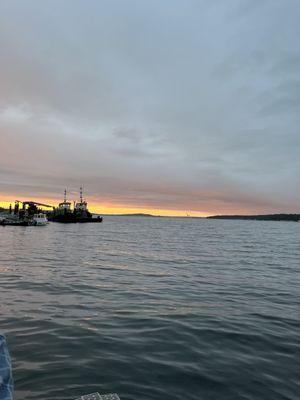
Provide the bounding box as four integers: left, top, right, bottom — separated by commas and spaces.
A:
103, 213, 203, 218
115, 213, 156, 217
207, 213, 300, 222
101, 213, 157, 217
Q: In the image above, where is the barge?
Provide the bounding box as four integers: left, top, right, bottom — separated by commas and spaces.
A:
0, 201, 51, 226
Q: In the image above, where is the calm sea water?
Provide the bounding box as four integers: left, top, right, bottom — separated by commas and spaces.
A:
0, 217, 299, 400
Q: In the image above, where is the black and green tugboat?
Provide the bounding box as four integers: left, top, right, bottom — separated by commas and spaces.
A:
48, 188, 103, 223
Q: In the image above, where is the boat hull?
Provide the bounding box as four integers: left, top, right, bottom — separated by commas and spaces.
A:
48, 215, 103, 223
0, 220, 30, 226
0, 218, 48, 227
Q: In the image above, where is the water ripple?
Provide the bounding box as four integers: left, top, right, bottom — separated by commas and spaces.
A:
0, 217, 300, 400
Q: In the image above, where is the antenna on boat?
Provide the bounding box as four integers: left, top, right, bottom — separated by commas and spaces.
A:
80, 186, 83, 203
64, 189, 67, 203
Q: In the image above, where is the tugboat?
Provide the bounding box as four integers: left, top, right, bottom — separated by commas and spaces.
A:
0, 201, 52, 226
47, 189, 74, 223
48, 188, 103, 223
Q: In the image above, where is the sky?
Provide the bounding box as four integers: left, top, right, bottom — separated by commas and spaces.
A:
0, 0, 299, 216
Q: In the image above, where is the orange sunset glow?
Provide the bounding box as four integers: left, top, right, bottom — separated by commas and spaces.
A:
0, 190, 290, 217
0, 197, 207, 217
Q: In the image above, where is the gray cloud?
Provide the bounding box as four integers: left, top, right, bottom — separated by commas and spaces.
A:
0, 0, 299, 214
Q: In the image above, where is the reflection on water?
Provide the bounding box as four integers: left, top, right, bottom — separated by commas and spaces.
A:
0, 217, 300, 400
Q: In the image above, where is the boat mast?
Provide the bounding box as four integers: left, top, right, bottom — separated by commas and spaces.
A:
64, 189, 67, 203
80, 186, 83, 203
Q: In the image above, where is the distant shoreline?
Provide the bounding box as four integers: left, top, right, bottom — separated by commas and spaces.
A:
104, 212, 300, 221
207, 214, 300, 222
102, 213, 300, 221
102, 213, 202, 218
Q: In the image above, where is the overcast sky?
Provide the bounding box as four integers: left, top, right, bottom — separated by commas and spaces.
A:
0, 0, 299, 215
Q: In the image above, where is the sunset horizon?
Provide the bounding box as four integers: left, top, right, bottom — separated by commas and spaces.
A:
0, 190, 298, 218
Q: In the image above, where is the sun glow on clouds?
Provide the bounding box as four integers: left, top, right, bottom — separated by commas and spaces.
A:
0, 197, 207, 217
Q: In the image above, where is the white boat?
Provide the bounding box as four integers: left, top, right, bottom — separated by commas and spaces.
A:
33, 213, 49, 226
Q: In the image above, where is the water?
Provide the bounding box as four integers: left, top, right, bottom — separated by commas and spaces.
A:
0, 217, 299, 400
